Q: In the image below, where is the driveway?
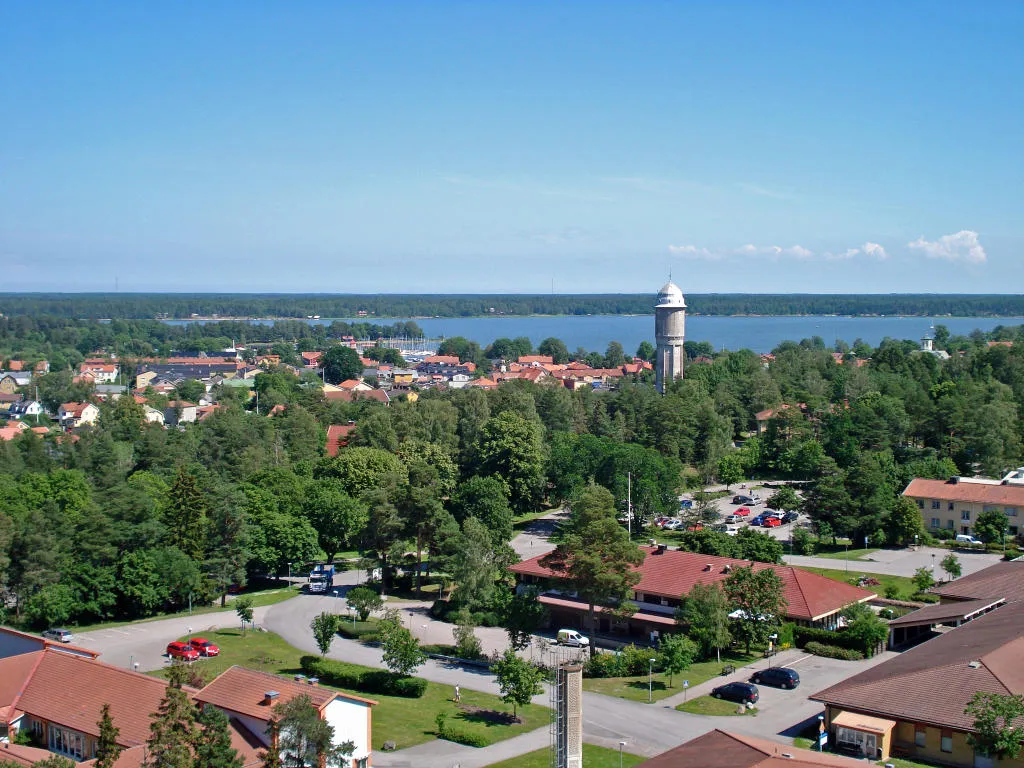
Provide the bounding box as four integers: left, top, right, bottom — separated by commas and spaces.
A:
784, 546, 1002, 577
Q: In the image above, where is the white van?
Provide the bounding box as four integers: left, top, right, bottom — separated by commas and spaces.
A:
955, 534, 983, 545
556, 629, 590, 647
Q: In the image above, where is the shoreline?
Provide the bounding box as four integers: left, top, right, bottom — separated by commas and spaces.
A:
157, 313, 1023, 323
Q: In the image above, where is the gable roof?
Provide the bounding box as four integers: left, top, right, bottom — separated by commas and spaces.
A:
10, 650, 178, 746
196, 666, 374, 722
812, 600, 1024, 730
324, 389, 390, 404
638, 729, 868, 767
903, 477, 1024, 507
511, 547, 873, 622
326, 424, 356, 457
929, 560, 1024, 603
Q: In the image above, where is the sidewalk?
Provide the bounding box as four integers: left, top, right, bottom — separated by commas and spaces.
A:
374, 727, 549, 768
658, 648, 806, 708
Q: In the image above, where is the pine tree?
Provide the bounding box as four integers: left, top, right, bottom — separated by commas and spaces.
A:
145, 665, 197, 768
94, 703, 123, 768
258, 718, 282, 768
194, 705, 243, 768
165, 467, 208, 561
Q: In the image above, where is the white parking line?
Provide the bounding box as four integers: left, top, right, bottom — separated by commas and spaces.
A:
782, 654, 814, 668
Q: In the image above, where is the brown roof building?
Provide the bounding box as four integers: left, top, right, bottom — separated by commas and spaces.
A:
930, 560, 1024, 603
510, 547, 874, 638
638, 729, 869, 768
811, 594, 1024, 765
903, 477, 1024, 538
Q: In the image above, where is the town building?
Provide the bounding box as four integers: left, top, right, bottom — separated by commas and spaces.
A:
903, 476, 1024, 538
654, 280, 686, 393
509, 547, 874, 639
637, 728, 870, 767
58, 402, 99, 429
8, 400, 43, 420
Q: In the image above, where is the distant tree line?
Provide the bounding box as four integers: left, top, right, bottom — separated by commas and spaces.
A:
2, 292, 1024, 320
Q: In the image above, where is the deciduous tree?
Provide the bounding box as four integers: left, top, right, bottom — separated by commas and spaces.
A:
492, 649, 544, 720
345, 586, 383, 621
311, 611, 339, 656
659, 633, 698, 687
379, 618, 426, 677
722, 566, 787, 654
274, 694, 354, 768
678, 583, 732, 662
966, 692, 1024, 760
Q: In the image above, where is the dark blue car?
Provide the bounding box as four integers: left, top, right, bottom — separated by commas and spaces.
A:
749, 514, 766, 526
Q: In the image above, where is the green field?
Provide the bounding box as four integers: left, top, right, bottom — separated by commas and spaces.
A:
675, 695, 758, 716
582, 651, 758, 703
811, 547, 880, 561
163, 628, 547, 751
485, 743, 644, 768
70, 585, 301, 632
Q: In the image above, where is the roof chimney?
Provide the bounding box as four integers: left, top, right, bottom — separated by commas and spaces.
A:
969, 660, 982, 669
657, 544, 667, 554
704, 564, 713, 571
308, 677, 319, 686
263, 691, 280, 705
722, 565, 732, 574
949, 476, 960, 484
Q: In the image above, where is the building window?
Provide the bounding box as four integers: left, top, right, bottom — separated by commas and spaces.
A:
931, 518, 940, 528
49, 725, 86, 760
948, 502, 955, 511
947, 520, 955, 529
915, 727, 927, 747
962, 510, 971, 522
931, 500, 941, 510
1010, 526, 1018, 536
916, 499, 924, 509
1007, 507, 1018, 517
941, 732, 953, 753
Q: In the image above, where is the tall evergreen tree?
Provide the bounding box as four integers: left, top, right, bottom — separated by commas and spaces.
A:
194, 705, 244, 768
164, 467, 208, 561
94, 703, 123, 768
145, 664, 197, 768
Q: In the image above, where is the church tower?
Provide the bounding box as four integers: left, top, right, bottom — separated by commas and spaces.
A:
655, 280, 686, 393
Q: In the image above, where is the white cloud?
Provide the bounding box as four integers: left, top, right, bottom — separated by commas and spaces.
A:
785, 245, 814, 259
668, 244, 721, 260
861, 242, 888, 260
908, 230, 986, 264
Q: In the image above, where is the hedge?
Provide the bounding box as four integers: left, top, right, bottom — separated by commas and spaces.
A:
438, 725, 489, 747
300, 656, 428, 698
804, 642, 864, 661
793, 626, 863, 652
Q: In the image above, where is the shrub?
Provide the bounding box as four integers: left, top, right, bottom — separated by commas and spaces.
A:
583, 651, 623, 679
911, 592, 940, 604
438, 725, 489, 747
884, 584, 903, 600
300, 656, 427, 698
791, 527, 815, 555
804, 641, 864, 661
776, 622, 795, 650
793, 627, 863, 652
620, 644, 664, 676
932, 528, 955, 541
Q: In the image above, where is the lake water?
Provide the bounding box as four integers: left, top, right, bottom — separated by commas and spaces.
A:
174, 315, 1024, 354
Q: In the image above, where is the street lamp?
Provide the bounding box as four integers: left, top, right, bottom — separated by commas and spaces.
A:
648, 658, 656, 703
287, 562, 292, 585
619, 741, 627, 768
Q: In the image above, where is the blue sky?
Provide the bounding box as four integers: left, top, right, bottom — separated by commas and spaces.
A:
2, 2, 1021, 293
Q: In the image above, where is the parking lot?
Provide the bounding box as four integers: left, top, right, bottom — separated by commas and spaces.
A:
657, 488, 806, 543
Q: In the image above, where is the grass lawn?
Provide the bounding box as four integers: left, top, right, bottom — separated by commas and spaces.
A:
874, 759, 942, 768
485, 743, 645, 768
582, 651, 758, 703
71, 585, 301, 632
675, 695, 758, 716
161, 628, 547, 751
792, 737, 814, 749
811, 547, 880, 561
799, 566, 918, 599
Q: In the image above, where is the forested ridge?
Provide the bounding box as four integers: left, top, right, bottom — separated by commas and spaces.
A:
2, 293, 1024, 319
0, 324, 1023, 632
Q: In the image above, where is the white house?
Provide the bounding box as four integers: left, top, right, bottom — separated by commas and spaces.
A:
163, 400, 198, 426
195, 666, 376, 768
143, 406, 165, 425
58, 402, 99, 428
9, 400, 44, 419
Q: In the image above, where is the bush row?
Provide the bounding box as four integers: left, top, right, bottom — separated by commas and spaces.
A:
804, 642, 864, 661
429, 600, 501, 627
584, 645, 665, 678
793, 626, 862, 652
299, 655, 428, 698
435, 713, 489, 747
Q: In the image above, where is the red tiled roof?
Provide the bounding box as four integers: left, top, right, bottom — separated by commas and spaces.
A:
538, 595, 677, 626
324, 389, 390, 404
512, 547, 874, 622
518, 355, 554, 364
13, 650, 180, 747
812, 600, 1024, 731
638, 729, 869, 767
0, 743, 55, 766
903, 477, 1024, 507
326, 424, 356, 456
424, 355, 460, 365
196, 666, 375, 723
929, 561, 1024, 602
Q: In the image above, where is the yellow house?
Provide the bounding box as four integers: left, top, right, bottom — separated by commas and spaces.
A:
903, 477, 1024, 538
813, 589, 1024, 767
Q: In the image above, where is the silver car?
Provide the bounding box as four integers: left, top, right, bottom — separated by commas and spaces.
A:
42, 628, 74, 643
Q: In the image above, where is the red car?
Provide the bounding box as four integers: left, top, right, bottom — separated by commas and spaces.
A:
189, 637, 220, 657
166, 641, 200, 661
687, 523, 704, 531
762, 517, 782, 528
735, 507, 752, 516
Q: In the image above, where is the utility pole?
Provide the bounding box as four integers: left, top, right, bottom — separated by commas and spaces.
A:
627, 472, 633, 538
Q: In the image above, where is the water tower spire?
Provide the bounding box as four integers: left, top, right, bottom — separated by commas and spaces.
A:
654, 279, 686, 393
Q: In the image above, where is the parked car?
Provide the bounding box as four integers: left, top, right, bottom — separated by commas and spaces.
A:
189, 637, 220, 657
724, 514, 744, 524
166, 641, 200, 661
750, 667, 800, 689
763, 509, 783, 519
42, 628, 74, 643
956, 534, 983, 545
749, 514, 767, 526
679, 499, 694, 509
556, 629, 589, 647
735, 507, 752, 516
711, 682, 759, 705
732, 495, 754, 505
762, 517, 782, 528
782, 511, 800, 523
687, 523, 704, 531
713, 524, 740, 537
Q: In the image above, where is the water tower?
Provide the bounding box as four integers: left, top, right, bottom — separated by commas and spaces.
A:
655, 280, 686, 393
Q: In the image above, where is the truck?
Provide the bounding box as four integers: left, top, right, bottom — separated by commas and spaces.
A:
308, 564, 335, 594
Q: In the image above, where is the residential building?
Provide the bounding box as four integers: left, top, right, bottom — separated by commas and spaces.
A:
812, 593, 1024, 766
143, 406, 165, 425
194, 666, 376, 768
58, 402, 99, 429
0, 626, 99, 662
326, 423, 357, 457
7, 400, 41, 420
637, 729, 869, 767
903, 477, 1024, 538
0, 374, 30, 394
77, 363, 119, 384
510, 547, 874, 639
324, 389, 390, 405
163, 400, 198, 426
0, 422, 30, 442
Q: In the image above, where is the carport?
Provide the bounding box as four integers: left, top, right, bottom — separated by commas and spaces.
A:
887, 597, 1005, 649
